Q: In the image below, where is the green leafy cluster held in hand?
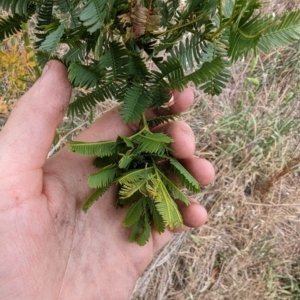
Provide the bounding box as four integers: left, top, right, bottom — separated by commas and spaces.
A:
0, 0, 299, 245
68, 115, 200, 245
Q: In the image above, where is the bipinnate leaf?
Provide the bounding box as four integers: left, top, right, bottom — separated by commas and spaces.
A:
80, 0, 107, 33
185, 57, 225, 87
168, 157, 201, 193
118, 150, 134, 169
83, 186, 110, 213
68, 82, 119, 117
122, 200, 144, 227
116, 136, 134, 149
228, 16, 266, 62
36, 1, 54, 27
88, 164, 118, 188
68, 62, 100, 89
148, 175, 183, 230
40, 20, 66, 55
0, 0, 31, 16
154, 57, 225, 91
200, 64, 231, 95
258, 11, 300, 53
136, 216, 151, 246
133, 132, 173, 156
145, 197, 165, 233
146, 114, 179, 128
118, 167, 155, 185
119, 178, 148, 199
157, 168, 190, 205
99, 41, 129, 81
0, 14, 27, 41
128, 215, 151, 246
64, 45, 86, 64
68, 140, 116, 157
170, 34, 203, 71
120, 83, 153, 123
118, 168, 154, 199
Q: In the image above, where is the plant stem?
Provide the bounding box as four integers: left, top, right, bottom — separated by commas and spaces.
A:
142, 112, 149, 130
21, 22, 41, 79
206, 8, 241, 41
152, 13, 207, 37
218, 0, 223, 27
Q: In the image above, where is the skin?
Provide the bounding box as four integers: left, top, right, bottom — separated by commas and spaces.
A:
0, 60, 215, 300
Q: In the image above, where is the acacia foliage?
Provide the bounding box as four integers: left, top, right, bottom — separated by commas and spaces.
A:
0, 0, 299, 120
68, 117, 199, 245
0, 0, 300, 245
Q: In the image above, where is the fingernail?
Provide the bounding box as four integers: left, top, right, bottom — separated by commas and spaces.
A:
42, 64, 49, 77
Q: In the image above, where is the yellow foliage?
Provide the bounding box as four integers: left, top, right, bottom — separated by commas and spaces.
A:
0, 96, 14, 115
0, 34, 36, 101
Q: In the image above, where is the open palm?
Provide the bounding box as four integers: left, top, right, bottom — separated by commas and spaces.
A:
0, 61, 214, 299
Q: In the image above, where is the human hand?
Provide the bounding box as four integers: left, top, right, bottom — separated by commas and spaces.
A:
0, 60, 214, 299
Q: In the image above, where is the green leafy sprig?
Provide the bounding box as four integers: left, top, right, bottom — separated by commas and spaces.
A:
68, 115, 199, 245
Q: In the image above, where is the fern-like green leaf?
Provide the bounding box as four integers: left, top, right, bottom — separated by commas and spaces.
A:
83, 185, 111, 212
136, 215, 151, 246
126, 53, 150, 79
36, 1, 54, 27
145, 197, 165, 233
154, 58, 185, 90
154, 57, 225, 91
258, 11, 300, 53
68, 140, 116, 157
156, 168, 190, 205
148, 176, 183, 230
228, 15, 272, 61
146, 114, 179, 128
68, 82, 120, 117
170, 34, 203, 71
159, 0, 180, 27
122, 200, 144, 227
118, 167, 155, 185
116, 136, 134, 149
40, 20, 66, 55
88, 164, 118, 188
168, 157, 200, 193
80, 0, 114, 33
184, 57, 225, 87
133, 131, 173, 156
128, 213, 151, 246
118, 150, 134, 169
99, 41, 129, 81
148, 86, 171, 109
119, 178, 148, 199
0, 14, 27, 41
0, 0, 31, 16
200, 59, 231, 95
120, 83, 153, 123
64, 44, 86, 64
68, 62, 100, 89
56, 0, 81, 14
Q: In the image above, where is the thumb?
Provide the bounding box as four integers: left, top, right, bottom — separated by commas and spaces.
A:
0, 60, 72, 174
